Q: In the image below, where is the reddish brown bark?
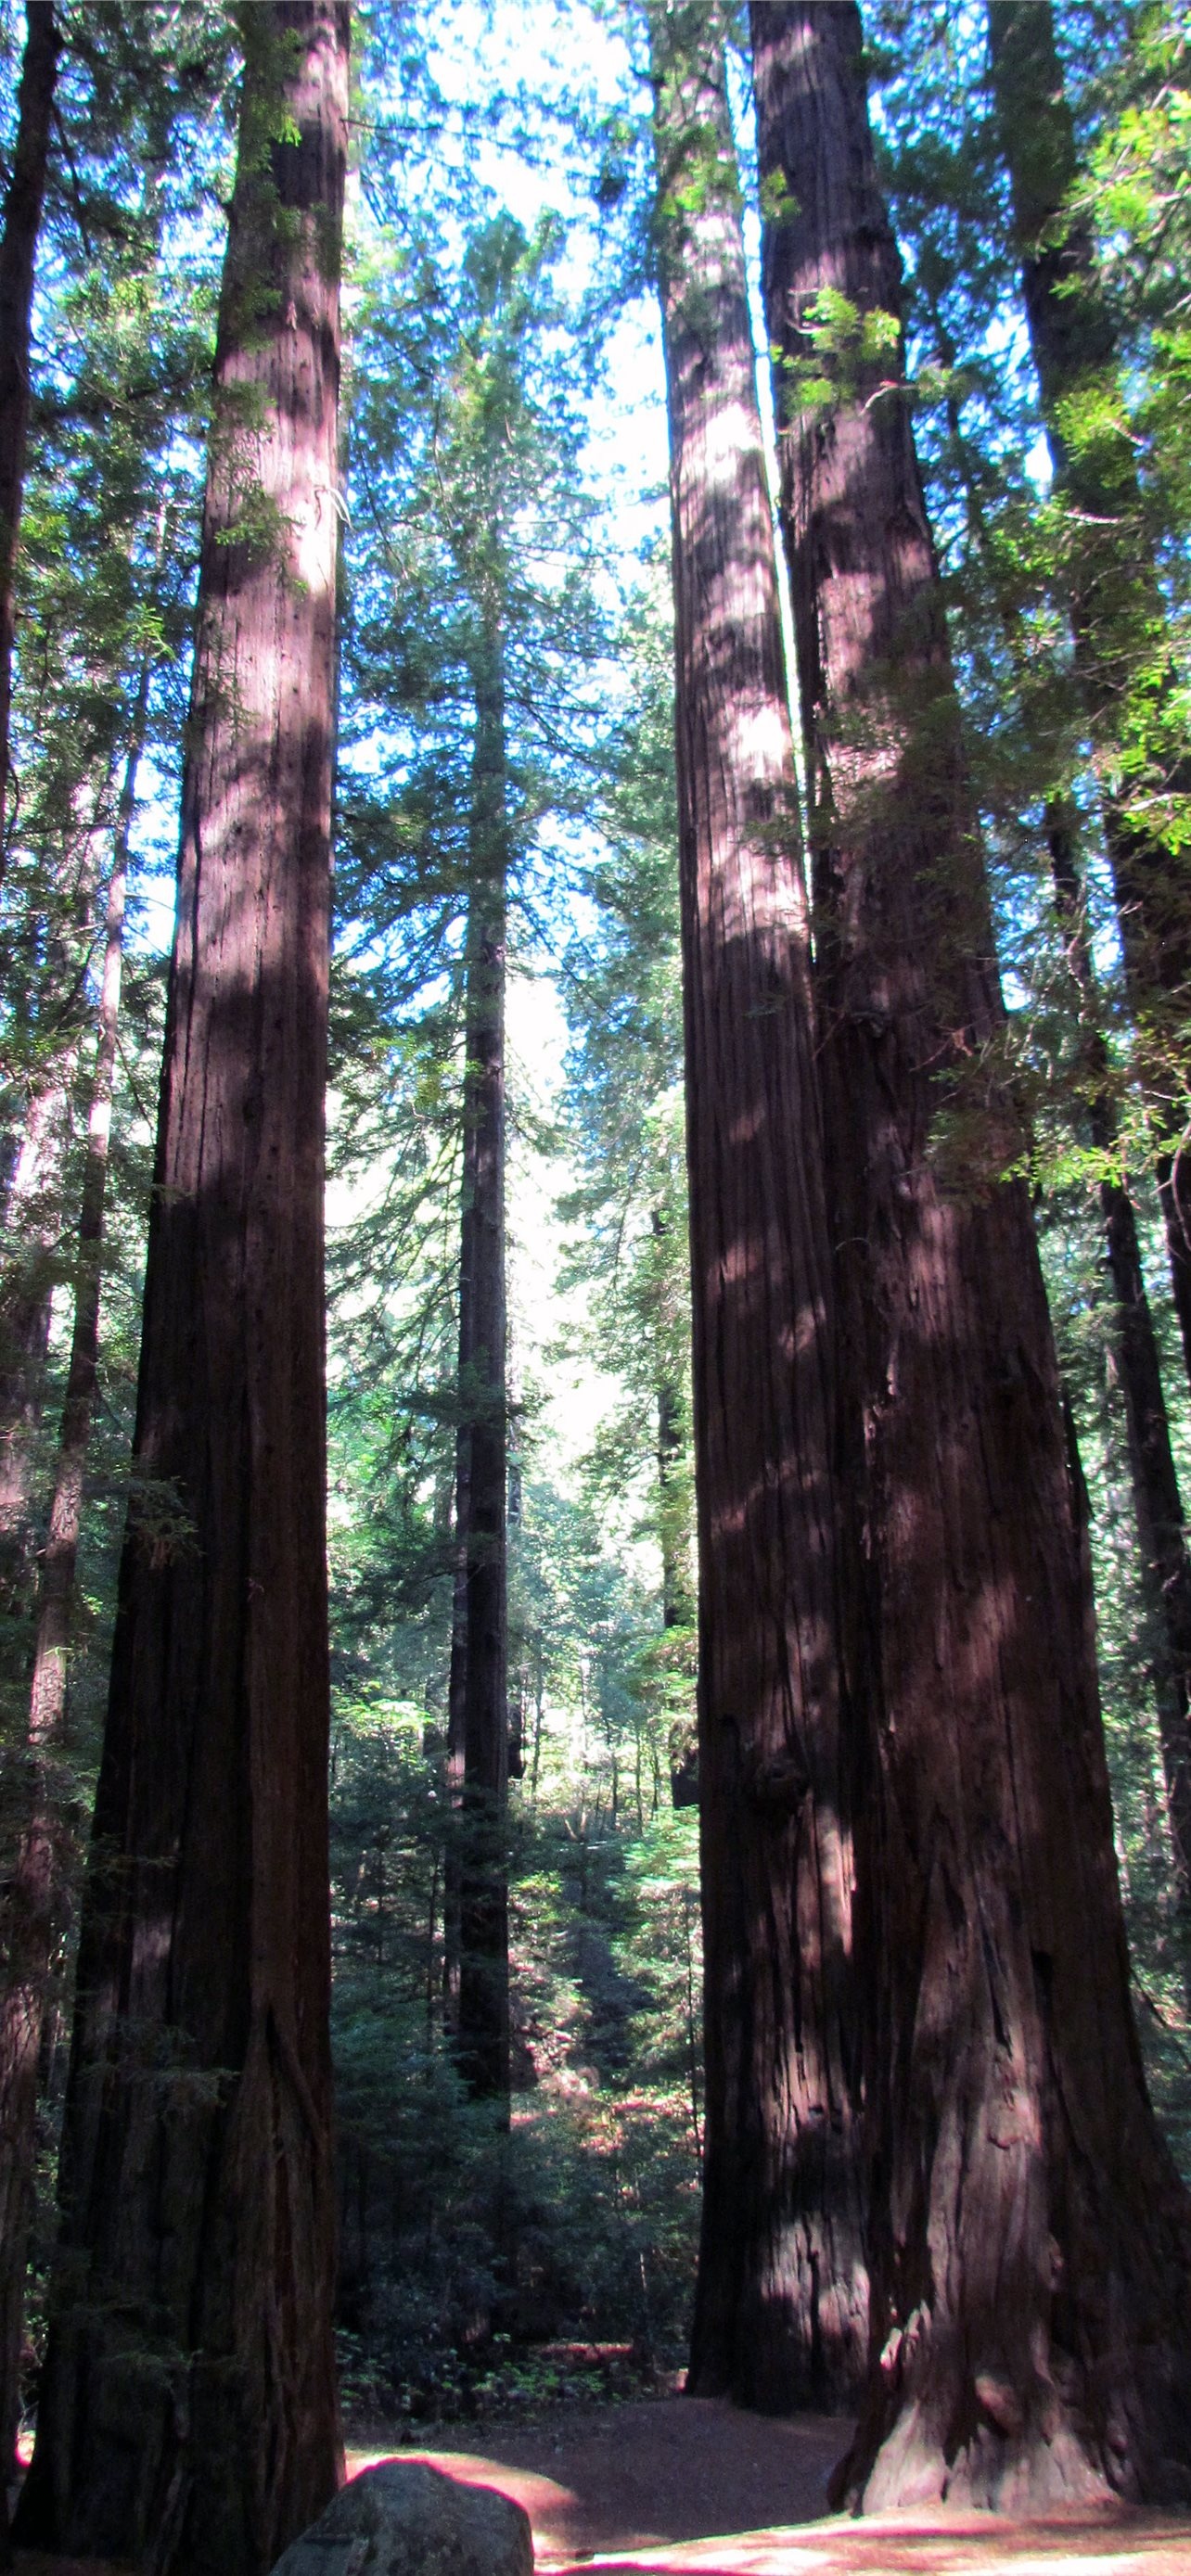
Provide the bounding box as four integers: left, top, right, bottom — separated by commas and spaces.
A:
30, 696, 142, 1746
650, 0, 866, 2412
13, 8, 349, 2567
0, 693, 146, 2501
752, 0, 1191, 2508
448, 630, 510, 2107
0, 1, 60, 863
987, 0, 1191, 1396
934, 361, 1191, 1940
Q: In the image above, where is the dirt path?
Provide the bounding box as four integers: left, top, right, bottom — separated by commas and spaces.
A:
10, 2396, 1191, 2574
347, 2396, 1191, 2575
352, 2395, 844, 2562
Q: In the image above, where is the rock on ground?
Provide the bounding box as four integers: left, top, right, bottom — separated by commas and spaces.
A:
270, 2461, 533, 2576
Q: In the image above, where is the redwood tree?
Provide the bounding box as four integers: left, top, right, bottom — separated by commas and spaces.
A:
0, 1081, 63, 1622
0, 677, 148, 2504
437, 226, 550, 2111
987, 0, 1191, 1396
936, 380, 1191, 1936
752, 0, 1191, 2507
1046, 802, 1191, 1924
448, 614, 511, 2105
14, 6, 349, 2565
650, 0, 866, 2413
0, 0, 61, 863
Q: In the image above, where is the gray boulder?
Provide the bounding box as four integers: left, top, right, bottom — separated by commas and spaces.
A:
270, 2463, 534, 2576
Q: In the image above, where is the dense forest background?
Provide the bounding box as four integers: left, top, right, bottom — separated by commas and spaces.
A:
1, 0, 1189, 2468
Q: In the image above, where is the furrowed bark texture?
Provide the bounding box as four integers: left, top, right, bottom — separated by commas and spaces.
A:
987, 0, 1191, 1395
940, 376, 1191, 1934
752, 0, 1191, 2509
450, 629, 510, 2107
0, 0, 60, 861
0, 703, 147, 2498
14, 8, 349, 2567
651, 0, 866, 2413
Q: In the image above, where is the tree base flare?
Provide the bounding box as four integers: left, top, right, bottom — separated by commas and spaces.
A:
832, 2356, 1191, 2516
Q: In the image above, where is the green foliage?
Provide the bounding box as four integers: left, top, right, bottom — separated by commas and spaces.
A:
327, 1596, 702, 2420
7, 0, 1191, 2461
319, 59, 699, 2423
774, 284, 903, 423
557, 585, 696, 1786
1038, 1179, 1191, 2164
866, 0, 1191, 2165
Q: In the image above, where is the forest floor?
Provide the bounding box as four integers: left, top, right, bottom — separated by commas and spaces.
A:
9, 2395, 1191, 2574
347, 2394, 1191, 2576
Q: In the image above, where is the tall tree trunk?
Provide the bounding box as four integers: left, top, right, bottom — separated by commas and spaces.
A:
752, 0, 1191, 2507
0, 691, 147, 2504
658, 1339, 698, 1809
0, 1078, 67, 1624
653, 1211, 698, 1807
0, 0, 61, 866
650, 0, 866, 2413
933, 336, 1191, 1953
1, 776, 146, 1633
14, 9, 349, 2567
987, 0, 1191, 1396
442, 1438, 469, 2036
0, 805, 115, 1651
449, 624, 510, 2108
29, 687, 144, 1749
656, 1367, 685, 1631
1046, 802, 1191, 1928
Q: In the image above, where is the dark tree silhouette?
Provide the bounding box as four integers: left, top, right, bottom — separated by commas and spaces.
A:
1047, 803, 1191, 1927
752, 0, 1191, 2508
650, 0, 866, 2413
0, 673, 147, 2518
15, 6, 350, 2566
447, 612, 511, 2105
933, 398, 1191, 1937
988, 0, 1191, 1397
0, 0, 60, 862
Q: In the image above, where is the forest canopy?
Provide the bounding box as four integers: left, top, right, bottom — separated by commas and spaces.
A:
0, 0, 1190, 2569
